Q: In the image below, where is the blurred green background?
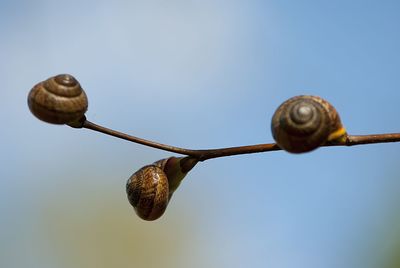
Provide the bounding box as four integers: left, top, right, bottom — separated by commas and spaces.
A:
1, 1, 400, 267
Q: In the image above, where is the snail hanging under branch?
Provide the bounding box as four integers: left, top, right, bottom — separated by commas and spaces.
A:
271, 95, 347, 153
126, 156, 198, 221
27, 74, 88, 125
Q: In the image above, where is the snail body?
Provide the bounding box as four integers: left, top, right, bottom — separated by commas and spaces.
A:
271, 95, 346, 153
28, 74, 88, 125
126, 157, 198, 221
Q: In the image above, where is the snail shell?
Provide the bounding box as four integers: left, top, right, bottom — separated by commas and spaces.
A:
126, 157, 198, 221
126, 165, 169, 221
271, 95, 346, 153
28, 74, 88, 124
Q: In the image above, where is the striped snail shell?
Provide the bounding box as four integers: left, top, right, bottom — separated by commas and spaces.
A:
126, 164, 169, 221
271, 95, 346, 153
28, 74, 88, 125
126, 157, 198, 221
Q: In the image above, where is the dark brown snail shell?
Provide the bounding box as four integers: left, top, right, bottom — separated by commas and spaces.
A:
271, 95, 346, 153
28, 74, 88, 125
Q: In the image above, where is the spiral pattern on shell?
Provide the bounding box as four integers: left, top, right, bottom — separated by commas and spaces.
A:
28, 74, 88, 124
126, 165, 169, 221
271, 95, 345, 153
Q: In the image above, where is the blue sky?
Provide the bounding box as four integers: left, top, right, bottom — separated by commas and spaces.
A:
1, 1, 400, 268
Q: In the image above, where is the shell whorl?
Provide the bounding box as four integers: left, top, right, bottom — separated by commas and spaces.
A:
28, 74, 88, 124
126, 165, 169, 221
271, 95, 345, 153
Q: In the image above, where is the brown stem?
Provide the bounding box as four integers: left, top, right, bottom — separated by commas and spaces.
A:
346, 133, 400, 145
82, 120, 200, 156
81, 119, 400, 161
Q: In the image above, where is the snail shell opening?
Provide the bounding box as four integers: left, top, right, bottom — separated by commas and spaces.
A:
28, 74, 88, 124
271, 95, 342, 153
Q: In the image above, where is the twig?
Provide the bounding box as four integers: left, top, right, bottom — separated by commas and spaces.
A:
82, 119, 400, 161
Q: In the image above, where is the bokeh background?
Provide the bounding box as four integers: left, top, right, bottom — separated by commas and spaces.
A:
1, 0, 400, 267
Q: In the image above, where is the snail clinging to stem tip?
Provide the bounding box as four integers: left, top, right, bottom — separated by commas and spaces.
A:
27, 74, 88, 126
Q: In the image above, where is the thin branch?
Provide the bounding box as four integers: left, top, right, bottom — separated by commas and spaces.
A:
346, 133, 400, 145
82, 120, 201, 156
81, 119, 400, 161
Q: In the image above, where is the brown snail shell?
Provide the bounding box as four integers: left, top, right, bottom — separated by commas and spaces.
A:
271, 95, 346, 153
126, 165, 169, 221
126, 157, 198, 221
28, 74, 88, 125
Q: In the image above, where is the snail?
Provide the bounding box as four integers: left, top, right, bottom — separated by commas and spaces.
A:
27, 74, 88, 125
271, 95, 347, 153
126, 156, 198, 221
